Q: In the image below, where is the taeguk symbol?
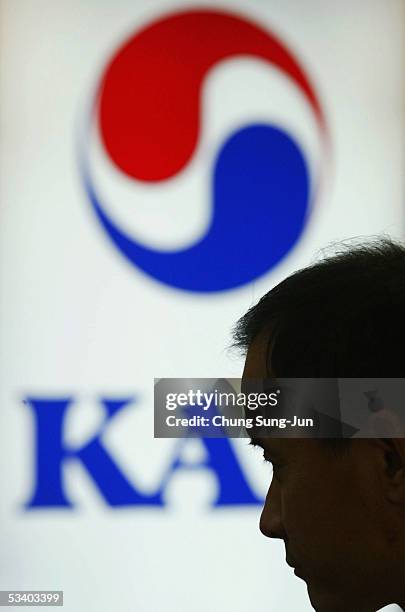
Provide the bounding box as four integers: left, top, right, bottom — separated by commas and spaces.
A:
80, 8, 329, 292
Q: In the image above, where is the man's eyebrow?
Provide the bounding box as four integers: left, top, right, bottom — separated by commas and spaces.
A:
249, 437, 264, 449
249, 437, 282, 458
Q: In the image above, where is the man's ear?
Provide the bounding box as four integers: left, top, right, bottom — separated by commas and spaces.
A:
369, 408, 405, 438
376, 438, 405, 505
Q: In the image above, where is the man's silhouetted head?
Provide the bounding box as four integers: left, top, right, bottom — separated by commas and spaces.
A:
234, 238, 405, 612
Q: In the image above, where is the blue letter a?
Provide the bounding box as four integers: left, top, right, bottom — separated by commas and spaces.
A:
161, 438, 262, 506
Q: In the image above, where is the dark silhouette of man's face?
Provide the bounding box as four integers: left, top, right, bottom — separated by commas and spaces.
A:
242, 332, 405, 612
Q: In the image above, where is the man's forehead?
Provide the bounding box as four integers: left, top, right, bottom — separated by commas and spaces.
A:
242, 329, 272, 379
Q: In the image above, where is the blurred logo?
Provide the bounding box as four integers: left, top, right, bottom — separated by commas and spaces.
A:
80, 8, 329, 292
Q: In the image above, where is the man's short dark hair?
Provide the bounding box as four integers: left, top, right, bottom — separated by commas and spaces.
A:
233, 237, 405, 377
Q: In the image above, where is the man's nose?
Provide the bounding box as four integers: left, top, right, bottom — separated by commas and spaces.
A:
259, 480, 285, 540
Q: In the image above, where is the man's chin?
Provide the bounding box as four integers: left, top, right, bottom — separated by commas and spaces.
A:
306, 582, 366, 612
306, 579, 390, 612
307, 588, 347, 612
